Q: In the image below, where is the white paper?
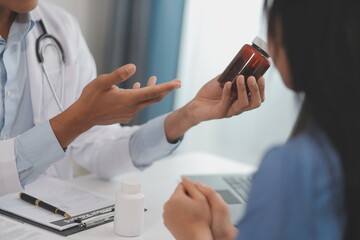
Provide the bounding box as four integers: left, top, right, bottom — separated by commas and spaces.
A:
0, 215, 65, 240
0, 175, 113, 231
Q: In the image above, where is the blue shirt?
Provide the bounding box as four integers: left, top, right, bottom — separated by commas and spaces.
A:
0, 13, 180, 187
0, 13, 34, 139
0, 13, 57, 186
237, 123, 345, 240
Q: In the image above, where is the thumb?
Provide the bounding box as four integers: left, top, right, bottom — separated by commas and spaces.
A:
99, 64, 136, 89
181, 177, 204, 199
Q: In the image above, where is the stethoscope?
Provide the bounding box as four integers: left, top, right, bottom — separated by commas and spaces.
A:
36, 20, 66, 112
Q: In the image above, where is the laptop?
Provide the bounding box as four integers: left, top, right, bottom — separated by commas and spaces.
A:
186, 174, 252, 224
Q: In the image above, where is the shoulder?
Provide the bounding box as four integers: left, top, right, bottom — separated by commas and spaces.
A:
30, 2, 92, 66
259, 124, 340, 180
237, 125, 344, 239
251, 124, 343, 206
35, 1, 76, 24
31, 1, 81, 40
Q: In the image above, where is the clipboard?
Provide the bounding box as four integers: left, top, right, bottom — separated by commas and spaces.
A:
0, 176, 116, 236
0, 206, 114, 236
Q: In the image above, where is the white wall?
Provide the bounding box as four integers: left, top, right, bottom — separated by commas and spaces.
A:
42, 0, 112, 74
175, 0, 300, 165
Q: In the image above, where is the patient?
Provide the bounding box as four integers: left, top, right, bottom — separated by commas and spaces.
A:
163, 0, 360, 239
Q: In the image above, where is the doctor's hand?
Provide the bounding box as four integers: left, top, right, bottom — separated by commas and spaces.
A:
50, 64, 181, 148
163, 177, 214, 240
164, 75, 264, 142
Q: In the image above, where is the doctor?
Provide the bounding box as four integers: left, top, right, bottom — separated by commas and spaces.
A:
0, 0, 265, 196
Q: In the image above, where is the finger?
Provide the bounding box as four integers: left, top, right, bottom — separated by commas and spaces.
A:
171, 183, 186, 198
100, 64, 136, 89
136, 80, 182, 105
133, 82, 141, 89
217, 81, 232, 117
136, 90, 171, 106
257, 77, 265, 102
134, 79, 181, 102
181, 177, 204, 199
147, 76, 157, 86
236, 75, 248, 105
196, 183, 228, 211
246, 76, 262, 110
226, 75, 249, 116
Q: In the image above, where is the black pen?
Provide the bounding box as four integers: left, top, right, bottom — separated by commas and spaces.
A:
19, 192, 72, 218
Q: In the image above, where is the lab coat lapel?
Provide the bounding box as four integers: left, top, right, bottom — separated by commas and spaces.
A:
26, 18, 44, 125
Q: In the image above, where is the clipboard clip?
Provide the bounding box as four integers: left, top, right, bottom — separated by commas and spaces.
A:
79, 215, 114, 228
74, 207, 147, 228
75, 210, 115, 228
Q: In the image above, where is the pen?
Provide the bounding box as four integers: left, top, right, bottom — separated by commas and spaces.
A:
19, 192, 72, 218
80, 216, 114, 228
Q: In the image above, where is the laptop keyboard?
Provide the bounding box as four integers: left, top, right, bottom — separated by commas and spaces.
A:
223, 175, 252, 203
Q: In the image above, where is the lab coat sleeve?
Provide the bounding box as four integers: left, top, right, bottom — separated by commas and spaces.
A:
68, 124, 141, 180
0, 139, 22, 196
69, 114, 182, 180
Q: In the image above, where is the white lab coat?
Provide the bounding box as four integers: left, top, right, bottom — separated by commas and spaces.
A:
0, 2, 142, 196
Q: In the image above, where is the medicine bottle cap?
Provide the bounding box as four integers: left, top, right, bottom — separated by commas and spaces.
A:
121, 179, 141, 194
252, 36, 269, 55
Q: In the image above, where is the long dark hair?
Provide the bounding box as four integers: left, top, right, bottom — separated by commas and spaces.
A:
265, 0, 360, 239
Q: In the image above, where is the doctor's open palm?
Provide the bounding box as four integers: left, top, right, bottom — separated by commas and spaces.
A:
76, 64, 180, 125
50, 64, 181, 148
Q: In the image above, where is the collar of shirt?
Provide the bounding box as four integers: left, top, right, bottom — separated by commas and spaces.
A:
0, 12, 37, 48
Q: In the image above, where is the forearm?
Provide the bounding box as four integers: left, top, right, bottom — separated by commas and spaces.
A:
50, 104, 92, 148
164, 104, 198, 143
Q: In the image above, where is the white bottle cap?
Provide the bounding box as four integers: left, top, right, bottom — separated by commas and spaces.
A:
121, 179, 141, 194
252, 36, 269, 54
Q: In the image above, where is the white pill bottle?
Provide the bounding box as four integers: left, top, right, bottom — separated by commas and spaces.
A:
114, 179, 145, 237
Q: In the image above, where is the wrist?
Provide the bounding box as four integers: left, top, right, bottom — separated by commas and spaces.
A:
50, 103, 93, 148
214, 226, 238, 240
177, 104, 201, 127
165, 106, 198, 143
192, 225, 214, 240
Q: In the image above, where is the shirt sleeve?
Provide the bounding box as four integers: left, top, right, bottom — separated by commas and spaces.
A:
15, 121, 65, 186
129, 113, 183, 168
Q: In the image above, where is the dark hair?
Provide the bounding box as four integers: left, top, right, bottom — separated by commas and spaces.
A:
265, 0, 360, 239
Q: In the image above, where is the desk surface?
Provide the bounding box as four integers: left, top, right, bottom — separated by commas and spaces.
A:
1, 152, 255, 240
68, 152, 255, 240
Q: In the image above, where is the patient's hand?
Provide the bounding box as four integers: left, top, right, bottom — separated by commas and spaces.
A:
196, 183, 238, 240
163, 177, 214, 240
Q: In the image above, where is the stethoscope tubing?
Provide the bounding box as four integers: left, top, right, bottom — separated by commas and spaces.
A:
36, 20, 66, 113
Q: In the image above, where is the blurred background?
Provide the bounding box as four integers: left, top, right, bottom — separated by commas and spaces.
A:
43, 0, 300, 166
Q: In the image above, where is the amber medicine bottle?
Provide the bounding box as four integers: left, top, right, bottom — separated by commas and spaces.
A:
218, 36, 271, 97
